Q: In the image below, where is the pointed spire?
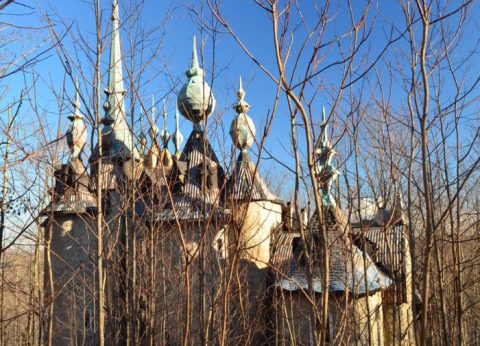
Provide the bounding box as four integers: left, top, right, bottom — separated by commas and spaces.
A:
160, 99, 170, 149
191, 35, 199, 70
314, 107, 339, 207
146, 95, 161, 169
319, 106, 329, 148
234, 76, 250, 114
172, 107, 184, 160
67, 77, 87, 161
148, 95, 159, 142
230, 76, 255, 151
97, 0, 138, 160
106, 0, 124, 96
138, 106, 147, 156
69, 76, 83, 121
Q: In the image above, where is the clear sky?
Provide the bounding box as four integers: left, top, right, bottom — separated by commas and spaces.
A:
1, 0, 479, 200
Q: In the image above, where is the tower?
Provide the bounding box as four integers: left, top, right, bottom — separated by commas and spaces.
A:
227, 77, 282, 268
41, 78, 96, 344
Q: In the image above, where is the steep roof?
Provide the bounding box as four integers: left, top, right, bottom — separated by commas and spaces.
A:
156, 129, 227, 222
227, 151, 278, 202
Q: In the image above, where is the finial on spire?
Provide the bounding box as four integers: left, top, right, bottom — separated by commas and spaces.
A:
70, 76, 83, 121
230, 77, 255, 151
160, 99, 170, 149
238, 76, 244, 97
319, 106, 329, 149
148, 95, 159, 141
67, 77, 87, 161
315, 107, 339, 207
74, 76, 80, 111
234, 76, 250, 114
192, 35, 199, 69
138, 106, 147, 156
172, 107, 184, 160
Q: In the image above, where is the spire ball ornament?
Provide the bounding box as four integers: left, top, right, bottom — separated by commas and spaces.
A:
230, 77, 256, 151
177, 36, 216, 125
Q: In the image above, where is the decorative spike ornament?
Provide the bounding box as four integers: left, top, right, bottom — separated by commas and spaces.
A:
314, 107, 340, 206
160, 99, 171, 149
66, 77, 87, 161
177, 36, 216, 125
147, 95, 160, 169
148, 95, 159, 142
172, 107, 184, 160
230, 76, 256, 151
138, 106, 147, 156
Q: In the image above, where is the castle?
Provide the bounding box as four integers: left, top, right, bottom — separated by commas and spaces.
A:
41, 1, 416, 344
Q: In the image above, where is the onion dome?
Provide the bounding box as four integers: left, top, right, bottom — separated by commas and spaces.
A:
66, 77, 87, 161
229, 77, 256, 151
177, 36, 216, 124
172, 107, 184, 160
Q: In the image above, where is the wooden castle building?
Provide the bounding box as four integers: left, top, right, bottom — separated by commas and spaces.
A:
41, 1, 417, 344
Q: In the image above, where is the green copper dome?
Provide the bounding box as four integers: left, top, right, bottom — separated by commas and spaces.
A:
230, 77, 255, 151
177, 36, 216, 124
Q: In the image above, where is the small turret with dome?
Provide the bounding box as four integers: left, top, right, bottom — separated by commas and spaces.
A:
177, 36, 216, 125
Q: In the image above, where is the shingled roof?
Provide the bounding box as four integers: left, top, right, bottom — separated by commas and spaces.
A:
227, 151, 278, 202
271, 207, 391, 295
42, 159, 96, 216
155, 129, 227, 222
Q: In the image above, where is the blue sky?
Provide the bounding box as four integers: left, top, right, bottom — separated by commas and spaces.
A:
1, 0, 479, 201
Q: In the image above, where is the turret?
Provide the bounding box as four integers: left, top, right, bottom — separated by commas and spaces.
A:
41, 77, 96, 344
227, 77, 282, 268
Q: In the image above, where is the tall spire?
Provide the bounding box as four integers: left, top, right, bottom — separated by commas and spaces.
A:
100, 0, 137, 160
160, 99, 170, 149
67, 77, 87, 161
138, 106, 147, 157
